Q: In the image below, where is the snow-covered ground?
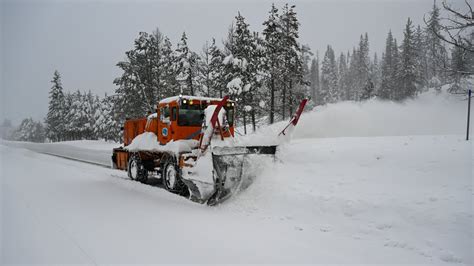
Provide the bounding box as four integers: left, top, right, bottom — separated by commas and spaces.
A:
1, 88, 472, 264
1, 135, 472, 264
1, 140, 118, 166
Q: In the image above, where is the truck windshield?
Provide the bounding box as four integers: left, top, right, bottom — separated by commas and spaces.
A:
178, 104, 235, 127
178, 105, 203, 126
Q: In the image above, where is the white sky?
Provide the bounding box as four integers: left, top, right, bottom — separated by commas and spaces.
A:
0, 0, 467, 124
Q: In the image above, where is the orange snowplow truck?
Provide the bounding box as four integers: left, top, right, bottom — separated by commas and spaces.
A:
112, 95, 236, 192
112, 94, 307, 205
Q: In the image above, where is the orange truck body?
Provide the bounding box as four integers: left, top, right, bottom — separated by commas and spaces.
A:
113, 96, 235, 171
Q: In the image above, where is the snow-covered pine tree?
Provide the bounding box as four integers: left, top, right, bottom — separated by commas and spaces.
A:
379, 31, 398, 100
337, 52, 348, 101
392, 38, 402, 99
424, 0, 448, 83
14, 118, 46, 143
131, 31, 163, 111
357, 33, 374, 101
113, 58, 145, 123
45, 70, 66, 142
320, 45, 338, 104
346, 48, 359, 101
94, 94, 120, 141
279, 4, 304, 119
371, 52, 382, 97
0, 119, 14, 140
414, 25, 428, 90
209, 39, 226, 98
113, 29, 171, 124
82, 91, 97, 139
222, 12, 257, 134
298, 44, 313, 103
398, 18, 418, 100
262, 3, 282, 124
249, 32, 268, 131
93, 98, 105, 140
174, 32, 201, 96
309, 56, 320, 104
199, 38, 225, 97
161, 36, 179, 97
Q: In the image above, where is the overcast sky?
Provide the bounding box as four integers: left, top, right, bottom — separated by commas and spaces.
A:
0, 0, 466, 124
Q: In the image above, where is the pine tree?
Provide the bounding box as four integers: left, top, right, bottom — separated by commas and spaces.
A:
14, 118, 46, 143
45, 70, 66, 142
356, 33, 373, 101
379, 31, 398, 100
371, 52, 382, 97
174, 32, 200, 96
396, 18, 419, 101
279, 4, 304, 119
94, 94, 120, 141
346, 48, 358, 101
161, 36, 179, 97
199, 39, 225, 97
337, 52, 348, 101
223, 12, 256, 133
425, 0, 448, 82
66, 90, 86, 139
0, 119, 14, 140
262, 3, 282, 124
309, 56, 320, 104
113, 29, 170, 123
298, 44, 313, 102
320, 45, 338, 104
414, 25, 428, 89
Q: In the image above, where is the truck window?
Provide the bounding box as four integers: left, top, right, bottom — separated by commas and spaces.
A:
224, 106, 234, 126
178, 104, 204, 127
160, 106, 170, 122
171, 107, 177, 121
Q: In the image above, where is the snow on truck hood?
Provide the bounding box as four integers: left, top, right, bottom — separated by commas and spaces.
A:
125, 132, 199, 154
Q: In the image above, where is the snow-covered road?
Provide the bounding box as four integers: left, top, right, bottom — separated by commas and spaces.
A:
1, 140, 116, 167
1, 135, 472, 264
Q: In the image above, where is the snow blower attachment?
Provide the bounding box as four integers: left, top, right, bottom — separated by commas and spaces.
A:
112, 94, 307, 206
206, 145, 278, 206
193, 97, 308, 206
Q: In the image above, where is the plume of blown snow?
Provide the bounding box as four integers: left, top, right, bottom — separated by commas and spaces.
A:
294, 89, 469, 139
236, 88, 470, 145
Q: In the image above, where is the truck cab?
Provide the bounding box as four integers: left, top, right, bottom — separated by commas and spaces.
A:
113, 95, 235, 171
151, 95, 235, 144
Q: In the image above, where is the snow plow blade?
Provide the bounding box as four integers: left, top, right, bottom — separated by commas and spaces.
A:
206, 145, 277, 206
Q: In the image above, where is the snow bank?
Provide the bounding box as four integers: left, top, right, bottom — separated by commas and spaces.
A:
125, 132, 198, 154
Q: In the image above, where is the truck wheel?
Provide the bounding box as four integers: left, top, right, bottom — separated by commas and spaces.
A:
162, 162, 182, 192
128, 154, 148, 183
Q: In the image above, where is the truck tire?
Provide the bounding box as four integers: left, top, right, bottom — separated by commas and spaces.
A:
162, 161, 182, 193
127, 154, 148, 183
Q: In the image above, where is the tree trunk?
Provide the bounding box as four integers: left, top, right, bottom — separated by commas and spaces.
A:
251, 110, 256, 132
288, 79, 294, 118
243, 112, 247, 135
270, 74, 275, 124
282, 78, 287, 121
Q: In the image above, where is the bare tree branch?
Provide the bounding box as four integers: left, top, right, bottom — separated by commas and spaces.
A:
424, 1, 474, 53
